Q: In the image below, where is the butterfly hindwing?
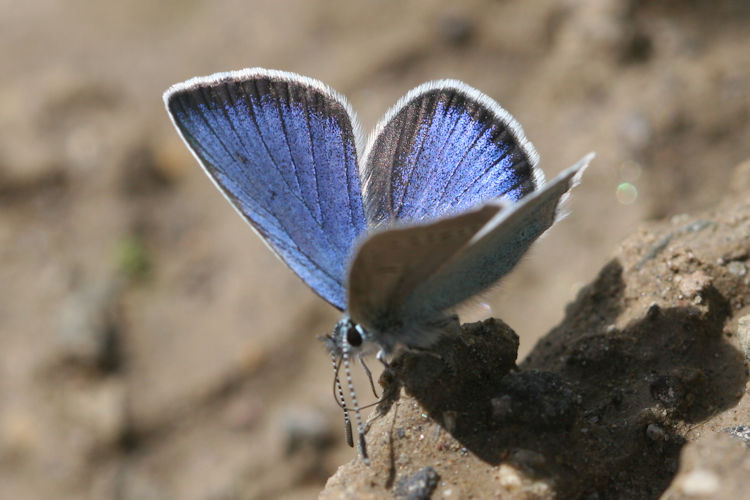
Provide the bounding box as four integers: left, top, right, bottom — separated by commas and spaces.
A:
346, 201, 504, 333
164, 69, 367, 310
361, 80, 543, 227
401, 155, 592, 322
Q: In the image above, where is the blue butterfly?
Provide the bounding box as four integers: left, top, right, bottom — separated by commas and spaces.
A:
164, 68, 592, 463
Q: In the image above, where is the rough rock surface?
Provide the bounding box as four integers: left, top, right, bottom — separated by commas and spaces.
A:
321, 163, 750, 499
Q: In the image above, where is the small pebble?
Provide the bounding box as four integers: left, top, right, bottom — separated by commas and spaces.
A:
723, 425, 750, 445
646, 304, 661, 320
646, 423, 668, 442
396, 466, 440, 500
679, 271, 712, 298
727, 261, 747, 277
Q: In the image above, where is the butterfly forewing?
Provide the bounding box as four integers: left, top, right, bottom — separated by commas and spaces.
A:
164, 69, 367, 310
361, 81, 543, 227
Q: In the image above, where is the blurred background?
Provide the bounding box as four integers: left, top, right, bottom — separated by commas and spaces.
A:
1, 0, 749, 498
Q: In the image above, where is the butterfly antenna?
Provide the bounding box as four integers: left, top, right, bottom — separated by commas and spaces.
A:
330, 352, 353, 448
358, 353, 380, 399
343, 349, 370, 465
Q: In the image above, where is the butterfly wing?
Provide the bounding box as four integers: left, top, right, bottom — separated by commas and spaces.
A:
346, 201, 505, 330
401, 155, 592, 323
164, 69, 367, 310
361, 80, 543, 227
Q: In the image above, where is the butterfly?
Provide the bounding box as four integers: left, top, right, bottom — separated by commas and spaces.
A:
164, 68, 593, 463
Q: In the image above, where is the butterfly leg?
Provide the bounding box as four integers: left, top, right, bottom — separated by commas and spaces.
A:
358, 353, 381, 399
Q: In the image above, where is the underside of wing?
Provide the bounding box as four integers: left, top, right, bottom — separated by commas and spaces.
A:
361, 80, 543, 227
346, 202, 504, 331
401, 154, 593, 321
164, 69, 367, 310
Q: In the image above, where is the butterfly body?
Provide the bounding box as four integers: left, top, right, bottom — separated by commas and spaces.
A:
164, 68, 593, 462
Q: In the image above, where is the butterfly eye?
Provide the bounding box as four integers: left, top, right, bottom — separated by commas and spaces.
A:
346, 326, 363, 347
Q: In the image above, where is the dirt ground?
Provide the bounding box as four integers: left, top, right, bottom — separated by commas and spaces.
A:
1, 1, 749, 499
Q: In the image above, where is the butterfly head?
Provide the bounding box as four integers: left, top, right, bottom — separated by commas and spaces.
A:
320, 315, 383, 465
325, 315, 380, 359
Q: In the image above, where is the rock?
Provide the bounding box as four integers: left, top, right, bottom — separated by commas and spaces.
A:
726, 261, 747, 277
678, 270, 712, 299
396, 466, 440, 500
377, 317, 519, 447
723, 425, 750, 446
321, 178, 750, 499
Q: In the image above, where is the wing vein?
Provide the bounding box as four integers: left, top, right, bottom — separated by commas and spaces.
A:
219, 81, 341, 283
430, 106, 498, 210
394, 95, 437, 218
302, 89, 324, 228
409, 92, 461, 218
448, 146, 525, 206
275, 81, 310, 216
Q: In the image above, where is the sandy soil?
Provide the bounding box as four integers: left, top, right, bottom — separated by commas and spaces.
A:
1, 0, 748, 498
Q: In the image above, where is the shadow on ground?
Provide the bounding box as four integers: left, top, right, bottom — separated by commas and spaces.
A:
373, 257, 747, 498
